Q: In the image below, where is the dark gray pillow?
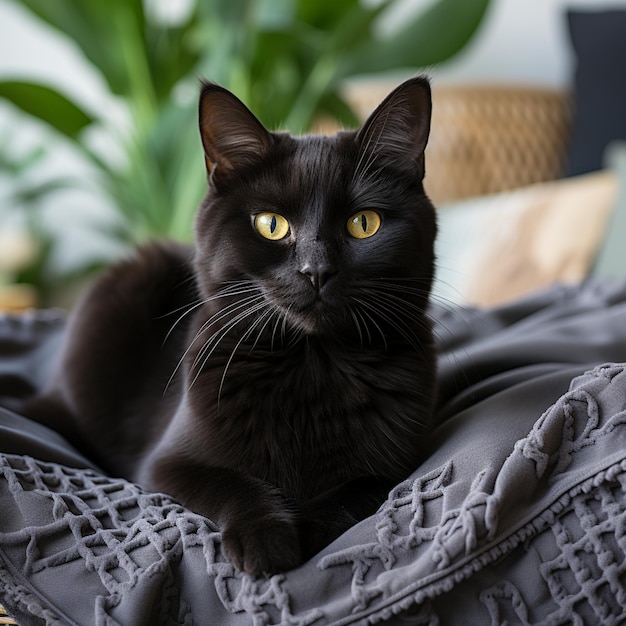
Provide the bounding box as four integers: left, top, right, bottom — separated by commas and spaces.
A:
566, 9, 626, 176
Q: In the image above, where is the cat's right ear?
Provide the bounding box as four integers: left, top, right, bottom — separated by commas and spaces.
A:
199, 82, 272, 187
356, 76, 432, 179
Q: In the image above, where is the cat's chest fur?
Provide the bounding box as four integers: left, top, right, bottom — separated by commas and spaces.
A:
172, 320, 430, 500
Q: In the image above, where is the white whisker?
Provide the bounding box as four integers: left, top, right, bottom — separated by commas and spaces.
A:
354, 294, 422, 354
161, 299, 205, 347
217, 306, 276, 409
350, 309, 364, 347
352, 300, 388, 351
189, 298, 268, 388
163, 283, 264, 394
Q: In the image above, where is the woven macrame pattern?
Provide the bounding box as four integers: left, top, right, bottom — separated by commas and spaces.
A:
317, 364, 626, 625
0, 456, 323, 625
2, 365, 626, 625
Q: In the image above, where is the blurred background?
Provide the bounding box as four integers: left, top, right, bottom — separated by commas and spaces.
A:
0, 0, 625, 311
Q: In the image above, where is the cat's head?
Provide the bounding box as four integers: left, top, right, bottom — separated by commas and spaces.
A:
194, 77, 437, 343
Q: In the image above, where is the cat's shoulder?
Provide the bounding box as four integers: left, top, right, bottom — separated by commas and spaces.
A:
92, 240, 194, 295
71, 240, 197, 332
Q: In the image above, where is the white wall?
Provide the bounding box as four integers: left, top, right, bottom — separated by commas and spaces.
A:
428, 0, 626, 88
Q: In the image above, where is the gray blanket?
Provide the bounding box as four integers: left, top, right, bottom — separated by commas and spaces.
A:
2, 280, 626, 625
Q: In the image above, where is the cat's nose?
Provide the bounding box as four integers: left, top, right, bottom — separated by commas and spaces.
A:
300, 263, 337, 292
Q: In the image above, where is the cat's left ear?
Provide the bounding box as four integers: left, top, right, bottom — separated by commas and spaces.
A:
356, 76, 432, 178
199, 82, 272, 186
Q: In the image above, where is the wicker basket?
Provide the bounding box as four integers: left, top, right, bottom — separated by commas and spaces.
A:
342, 81, 572, 205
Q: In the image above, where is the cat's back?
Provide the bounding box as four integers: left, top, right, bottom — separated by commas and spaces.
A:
25, 241, 198, 476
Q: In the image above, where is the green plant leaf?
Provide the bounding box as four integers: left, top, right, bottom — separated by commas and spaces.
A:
12, 178, 81, 206
0, 81, 94, 139
15, 0, 132, 96
18, 0, 203, 103
318, 92, 360, 130
347, 0, 492, 75
279, 2, 389, 130
296, 0, 361, 31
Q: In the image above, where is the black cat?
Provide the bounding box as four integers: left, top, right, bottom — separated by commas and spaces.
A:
25, 77, 438, 576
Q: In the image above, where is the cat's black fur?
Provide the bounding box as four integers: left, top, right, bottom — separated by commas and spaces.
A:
25, 77, 438, 576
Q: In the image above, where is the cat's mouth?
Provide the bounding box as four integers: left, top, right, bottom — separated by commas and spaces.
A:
273, 296, 351, 338
257, 278, 352, 338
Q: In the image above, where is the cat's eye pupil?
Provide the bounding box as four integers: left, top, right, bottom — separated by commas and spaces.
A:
347, 210, 381, 239
254, 212, 290, 240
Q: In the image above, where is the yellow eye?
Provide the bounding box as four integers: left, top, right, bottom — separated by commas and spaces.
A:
254, 212, 290, 240
347, 210, 381, 239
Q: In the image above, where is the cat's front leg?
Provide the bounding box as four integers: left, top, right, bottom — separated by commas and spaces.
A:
150, 457, 301, 576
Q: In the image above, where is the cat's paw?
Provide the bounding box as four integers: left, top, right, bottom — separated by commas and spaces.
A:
221, 516, 301, 577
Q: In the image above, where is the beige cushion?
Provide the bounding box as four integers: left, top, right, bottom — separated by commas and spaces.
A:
434, 170, 619, 307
